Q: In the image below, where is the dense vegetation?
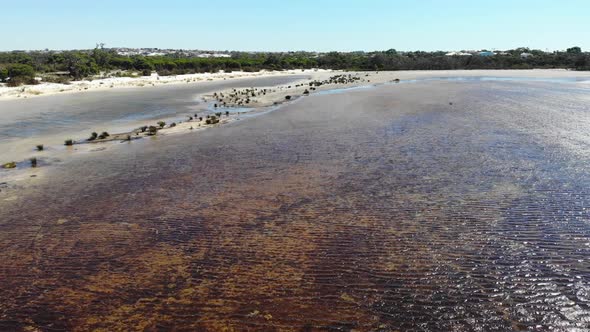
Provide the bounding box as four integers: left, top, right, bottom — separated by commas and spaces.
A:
0, 46, 588, 86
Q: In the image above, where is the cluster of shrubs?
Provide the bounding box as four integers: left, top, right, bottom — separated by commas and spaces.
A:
211, 88, 268, 107
86, 131, 109, 141
59, 109, 230, 151
10, 108, 238, 171
0, 64, 38, 87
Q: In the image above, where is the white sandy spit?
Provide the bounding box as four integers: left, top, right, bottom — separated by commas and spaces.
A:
0, 69, 331, 101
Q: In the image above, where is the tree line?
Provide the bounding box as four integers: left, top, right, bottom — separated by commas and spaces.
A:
0, 46, 588, 86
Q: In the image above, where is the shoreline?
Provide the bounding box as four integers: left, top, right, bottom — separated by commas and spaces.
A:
1, 68, 589, 102
2, 68, 590, 196
0, 69, 330, 101
2, 72, 590, 330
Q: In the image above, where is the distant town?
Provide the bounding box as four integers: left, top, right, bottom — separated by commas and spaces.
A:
7, 47, 235, 58
1, 47, 572, 59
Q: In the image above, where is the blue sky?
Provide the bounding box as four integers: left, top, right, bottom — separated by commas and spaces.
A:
1, 0, 588, 51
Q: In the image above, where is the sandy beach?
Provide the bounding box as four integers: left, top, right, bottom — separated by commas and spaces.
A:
3, 68, 590, 102
0, 69, 330, 101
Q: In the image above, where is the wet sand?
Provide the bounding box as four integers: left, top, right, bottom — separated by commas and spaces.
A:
2, 73, 590, 331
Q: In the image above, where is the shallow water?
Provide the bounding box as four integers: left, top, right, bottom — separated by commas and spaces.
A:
1, 78, 590, 331
0, 75, 308, 162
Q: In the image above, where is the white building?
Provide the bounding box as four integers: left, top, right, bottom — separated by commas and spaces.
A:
445, 51, 473, 56
197, 53, 232, 58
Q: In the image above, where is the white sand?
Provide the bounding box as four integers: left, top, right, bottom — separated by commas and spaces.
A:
0, 69, 331, 101
2, 68, 589, 101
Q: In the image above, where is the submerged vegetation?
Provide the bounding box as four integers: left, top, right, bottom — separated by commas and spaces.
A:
2, 161, 16, 169
1, 45, 589, 86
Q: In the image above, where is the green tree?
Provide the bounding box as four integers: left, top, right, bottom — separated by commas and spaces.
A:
91, 43, 113, 70
8, 64, 35, 78
64, 52, 98, 79
0, 67, 8, 82
132, 57, 154, 71
567, 46, 582, 54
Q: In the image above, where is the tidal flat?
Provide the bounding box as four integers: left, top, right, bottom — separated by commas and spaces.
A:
2, 71, 590, 331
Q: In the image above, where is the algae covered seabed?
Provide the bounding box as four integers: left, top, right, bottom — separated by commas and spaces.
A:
2, 77, 590, 331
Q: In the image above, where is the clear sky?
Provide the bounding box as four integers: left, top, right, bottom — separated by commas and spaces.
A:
1, 0, 588, 52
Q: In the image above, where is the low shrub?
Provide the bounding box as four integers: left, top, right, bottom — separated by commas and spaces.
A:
42, 76, 72, 84
206, 115, 220, 125
157, 69, 172, 76
36, 144, 44, 151
6, 77, 37, 87
147, 126, 158, 135
158, 121, 166, 128
30, 157, 37, 168
64, 139, 74, 146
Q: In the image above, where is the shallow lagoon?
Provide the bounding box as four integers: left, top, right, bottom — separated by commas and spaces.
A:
1, 76, 590, 331
0, 75, 308, 162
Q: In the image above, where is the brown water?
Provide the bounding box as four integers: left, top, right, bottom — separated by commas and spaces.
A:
1, 79, 590, 331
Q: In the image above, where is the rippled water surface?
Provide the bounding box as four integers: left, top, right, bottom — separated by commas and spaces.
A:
1, 79, 590, 331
